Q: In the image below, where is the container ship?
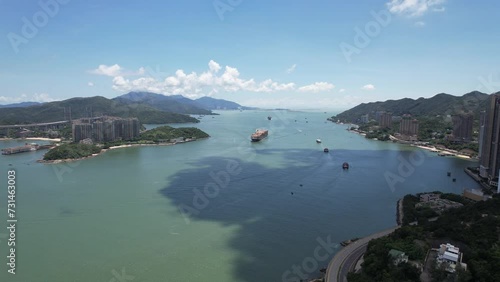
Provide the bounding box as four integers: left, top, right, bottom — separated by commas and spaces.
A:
251, 129, 268, 142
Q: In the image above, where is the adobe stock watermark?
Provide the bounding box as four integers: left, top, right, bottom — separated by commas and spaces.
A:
7, 0, 70, 54
52, 161, 80, 183
476, 72, 500, 93
339, 9, 391, 63
177, 159, 243, 224
384, 150, 426, 192
281, 235, 340, 282
213, 0, 243, 21
108, 267, 135, 282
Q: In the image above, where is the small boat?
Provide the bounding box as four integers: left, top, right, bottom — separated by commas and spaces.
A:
342, 162, 349, 169
447, 172, 451, 176
316, 139, 322, 143
324, 148, 329, 153
267, 116, 272, 120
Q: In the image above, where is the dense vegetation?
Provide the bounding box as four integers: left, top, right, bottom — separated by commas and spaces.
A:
354, 114, 480, 153
348, 194, 500, 282
0, 96, 199, 125
43, 143, 102, 160
348, 227, 426, 282
139, 126, 210, 142
333, 91, 490, 123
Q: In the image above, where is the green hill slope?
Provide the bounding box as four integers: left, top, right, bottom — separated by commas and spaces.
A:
334, 91, 491, 122
0, 96, 198, 124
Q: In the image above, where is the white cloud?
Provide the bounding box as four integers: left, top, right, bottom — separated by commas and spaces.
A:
88, 82, 94, 87
90, 64, 123, 76
90, 64, 145, 77
99, 60, 332, 98
286, 64, 297, 74
433, 6, 445, 12
361, 84, 375, 91
414, 21, 426, 27
208, 60, 221, 73
298, 82, 335, 93
339, 88, 346, 93
0, 93, 56, 104
386, 0, 447, 17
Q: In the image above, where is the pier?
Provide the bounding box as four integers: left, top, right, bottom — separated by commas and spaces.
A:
1, 143, 55, 155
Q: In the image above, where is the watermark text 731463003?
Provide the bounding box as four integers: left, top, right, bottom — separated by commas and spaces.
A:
6, 169, 18, 275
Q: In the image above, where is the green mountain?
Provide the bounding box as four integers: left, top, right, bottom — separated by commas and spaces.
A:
195, 96, 254, 110
114, 91, 254, 113
0, 101, 42, 108
114, 92, 213, 115
0, 96, 199, 125
334, 91, 491, 122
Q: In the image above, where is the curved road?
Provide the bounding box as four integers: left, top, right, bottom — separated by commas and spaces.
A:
325, 226, 400, 282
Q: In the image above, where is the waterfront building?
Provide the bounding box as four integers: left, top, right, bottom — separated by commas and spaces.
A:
479, 94, 500, 186
399, 115, 419, 137
462, 189, 492, 201
452, 114, 473, 142
379, 112, 392, 128
72, 116, 140, 143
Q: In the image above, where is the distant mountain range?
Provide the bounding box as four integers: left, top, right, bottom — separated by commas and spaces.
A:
114, 91, 253, 112
334, 91, 494, 122
0, 92, 252, 125
0, 101, 42, 108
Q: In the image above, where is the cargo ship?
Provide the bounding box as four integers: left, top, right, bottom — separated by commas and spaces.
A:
251, 129, 268, 142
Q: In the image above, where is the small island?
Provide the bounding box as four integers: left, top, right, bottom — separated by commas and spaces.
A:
41, 125, 209, 162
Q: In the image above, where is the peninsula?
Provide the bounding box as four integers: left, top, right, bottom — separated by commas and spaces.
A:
40, 125, 209, 162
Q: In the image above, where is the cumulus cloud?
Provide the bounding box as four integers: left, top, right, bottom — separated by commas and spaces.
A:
298, 82, 335, 93
90, 64, 145, 77
386, 0, 447, 17
0, 93, 56, 104
286, 64, 297, 74
92, 60, 333, 98
208, 60, 221, 73
361, 84, 376, 91
90, 64, 123, 76
88, 82, 94, 87
339, 88, 346, 93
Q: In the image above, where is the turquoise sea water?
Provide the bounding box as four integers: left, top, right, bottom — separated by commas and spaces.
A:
0, 110, 479, 282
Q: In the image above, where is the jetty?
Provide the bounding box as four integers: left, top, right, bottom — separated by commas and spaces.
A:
1, 143, 54, 155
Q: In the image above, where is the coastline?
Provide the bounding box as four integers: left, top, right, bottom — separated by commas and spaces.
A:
396, 198, 404, 226
37, 138, 205, 164
0, 137, 61, 142
343, 127, 477, 161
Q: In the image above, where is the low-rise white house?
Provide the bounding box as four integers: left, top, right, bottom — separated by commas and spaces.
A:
436, 243, 467, 273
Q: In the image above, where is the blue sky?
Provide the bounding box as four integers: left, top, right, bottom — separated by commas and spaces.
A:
1, 0, 500, 110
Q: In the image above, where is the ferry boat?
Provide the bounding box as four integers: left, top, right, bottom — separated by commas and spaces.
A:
251, 129, 268, 142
